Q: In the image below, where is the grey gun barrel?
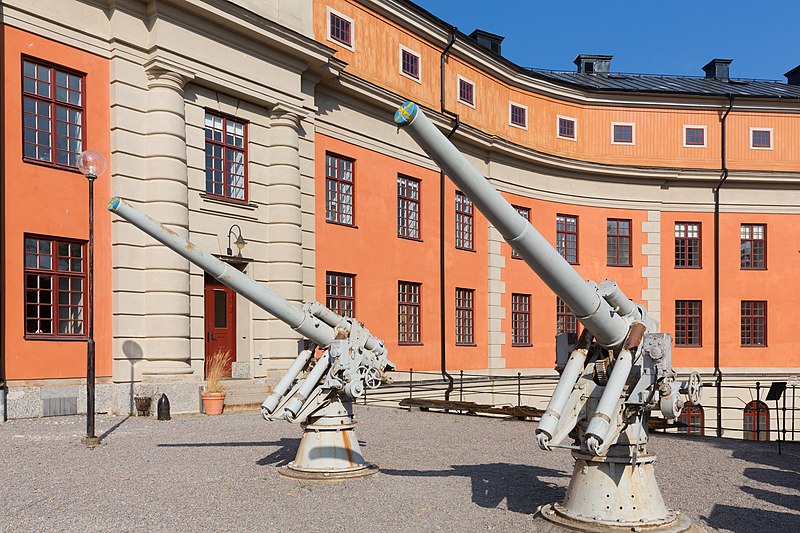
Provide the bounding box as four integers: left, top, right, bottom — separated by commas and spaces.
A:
394, 102, 629, 348
108, 197, 340, 347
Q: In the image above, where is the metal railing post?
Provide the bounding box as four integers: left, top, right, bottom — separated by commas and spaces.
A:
517, 372, 522, 407
755, 381, 762, 441
408, 368, 413, 411
459, 370, 464, 402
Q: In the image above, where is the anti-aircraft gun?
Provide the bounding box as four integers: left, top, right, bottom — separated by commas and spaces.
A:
394, 102, 704, 532
108, 197, 394, 479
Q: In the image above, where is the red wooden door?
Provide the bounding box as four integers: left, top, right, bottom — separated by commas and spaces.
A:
204, 275, 236, 377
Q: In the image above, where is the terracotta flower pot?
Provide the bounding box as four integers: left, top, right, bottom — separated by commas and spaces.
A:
201, 391, 226, 415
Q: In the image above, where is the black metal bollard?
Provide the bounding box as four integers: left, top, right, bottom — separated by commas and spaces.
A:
157, 394, 171, 421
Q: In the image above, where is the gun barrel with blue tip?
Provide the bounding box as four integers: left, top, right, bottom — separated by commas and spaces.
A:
394, 103, 629, 348
108, 197, 337, 346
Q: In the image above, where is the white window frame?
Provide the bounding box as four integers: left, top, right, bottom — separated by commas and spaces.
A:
611, 122, 636, 145
509, 101, 528, 130
399, 45, 422, 83
557, 115, 577, 141
457, 75, 476, 108
683, 125, 707, 148
326, 7, 354, 52
750, 127, 773, 150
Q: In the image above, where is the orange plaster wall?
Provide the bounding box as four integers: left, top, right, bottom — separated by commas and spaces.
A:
662, 212, 800, 369
500, 194, 647, 369
3, 26, 111, 380
315, 134, 489, 371
315, 0, 800, 172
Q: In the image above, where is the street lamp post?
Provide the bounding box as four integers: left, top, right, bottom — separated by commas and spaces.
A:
77, 150, 106, 448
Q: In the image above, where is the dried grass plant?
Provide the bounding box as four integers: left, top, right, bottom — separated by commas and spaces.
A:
204, 349, 230, 393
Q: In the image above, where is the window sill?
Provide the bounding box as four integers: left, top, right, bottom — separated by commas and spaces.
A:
25, 335, 87, 342
512, 344, 533, 348
740, 267, 767, 271
456, 247, 477, 253
399, 342, 424, 346
398, 235, 423, 242
675, 266, 702, 270
675, 345, 703, 348
326, 220, 358, 229
455, 343, 477, 347
741, 344, 768, 348
200, 193, 256, 209
608, 263, 633, 268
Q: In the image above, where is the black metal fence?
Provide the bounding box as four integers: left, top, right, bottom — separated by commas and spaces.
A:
361, 370, 800, 444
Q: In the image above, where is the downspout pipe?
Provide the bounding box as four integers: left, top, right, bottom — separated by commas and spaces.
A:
0, 18, 7, 422
713, 94, 734, 438
440, 29, 457, 400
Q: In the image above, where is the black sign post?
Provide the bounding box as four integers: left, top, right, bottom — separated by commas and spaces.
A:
765, 382, 786, 455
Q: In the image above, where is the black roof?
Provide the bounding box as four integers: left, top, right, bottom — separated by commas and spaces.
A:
527, 69, 800, 99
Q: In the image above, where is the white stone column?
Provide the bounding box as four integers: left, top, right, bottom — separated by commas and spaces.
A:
140, 64, 194, 376
259, 105, 305, 376
487, 223, 507, 371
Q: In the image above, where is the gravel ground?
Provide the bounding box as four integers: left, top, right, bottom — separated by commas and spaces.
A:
1, 405, 798, 532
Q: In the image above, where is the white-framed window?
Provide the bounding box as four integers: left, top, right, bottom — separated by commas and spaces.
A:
683, 125, 707, 148
326, 7, 354, 51
557, 115, 577, 141
611, 122, 635, 145
750, 128, 773, 150
457, 75, 475, 108
509, 101, 527, 129
399, 45, 421, 83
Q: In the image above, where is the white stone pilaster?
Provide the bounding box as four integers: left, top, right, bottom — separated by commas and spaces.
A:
641, 210, 662, 325
487, 224, 507, 371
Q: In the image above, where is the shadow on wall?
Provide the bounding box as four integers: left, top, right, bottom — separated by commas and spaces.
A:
705, 438, 800, 531
382, 463, 567, 515
123, 340, 144, 413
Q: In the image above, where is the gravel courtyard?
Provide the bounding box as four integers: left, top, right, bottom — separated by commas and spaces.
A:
1, 405, 798, 532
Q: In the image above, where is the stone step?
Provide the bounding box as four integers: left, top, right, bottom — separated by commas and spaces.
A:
220, 379, 272, 410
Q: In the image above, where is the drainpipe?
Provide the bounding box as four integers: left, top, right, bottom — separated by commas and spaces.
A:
0, 20, 6, 422
439, 30, 458, 400
713, 94, 734, 437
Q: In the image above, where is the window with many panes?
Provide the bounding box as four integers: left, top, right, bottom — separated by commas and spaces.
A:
458, 76, 475, 106
679, 402, 704, 435
455, 288, 474, 345
556, 214, 578, 264
612, 123, 634, 144
24, 236, 86, 338
398, 281, 421, 344
740, 224, 766, 269
511, 293, 531, 346
509, 103, 527, 128
675, 222, 701, 268
607, 219, 631, 266
397, 175, 421, 240
400, 47, 420, 80
325, 153, 355, 225
556, 297, 578, 345
455, 191, 474, 250
558, 117, 576, 140
205, 112, 247, 202
743, 401, 769, 441
684, 126, 705, 147
325, 272, 355, 318
751, 129, 772, 149
741, 300, 766, 347
675, 300, 701, 347
328, 10, 352, 48
22, 58, 84, 168
511, 206, 530, 259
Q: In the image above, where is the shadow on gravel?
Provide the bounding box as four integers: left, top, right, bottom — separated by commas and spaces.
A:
381, 463, 566, 514
705, 438, 800, 531
99, 415, 130, 442
256, 438, 300, 467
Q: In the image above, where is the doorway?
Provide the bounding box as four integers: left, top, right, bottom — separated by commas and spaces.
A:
204, 274, 236, 378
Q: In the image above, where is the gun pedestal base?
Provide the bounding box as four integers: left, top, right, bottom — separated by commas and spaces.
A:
533, 450, 704, 532
280, 397, 378, 480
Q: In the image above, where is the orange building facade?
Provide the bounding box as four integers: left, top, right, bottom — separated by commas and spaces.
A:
1, 0, 799, 428
1, 24, 111, 416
